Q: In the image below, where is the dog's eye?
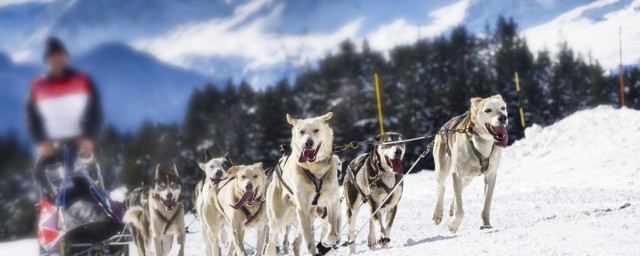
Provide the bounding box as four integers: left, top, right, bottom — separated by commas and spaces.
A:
210, 165, 214, 169
501, 107, 506, 111
484, 109, 492, 113
299, 130, 305, 135
313, 129, 319, 133
241, 175, 246, 179
253, 175, 258, 178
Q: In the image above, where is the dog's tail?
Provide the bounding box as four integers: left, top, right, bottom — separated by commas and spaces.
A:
123, 206, 144, 231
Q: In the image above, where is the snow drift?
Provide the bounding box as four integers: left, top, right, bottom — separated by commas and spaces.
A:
2, 105, 639, 255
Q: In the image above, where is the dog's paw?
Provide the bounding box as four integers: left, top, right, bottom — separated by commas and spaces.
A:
377, 237, 390, 246
448, 217, 462, 234
480, 225, 493, 230
432, 212, 443, 225
367, 238, 377, 249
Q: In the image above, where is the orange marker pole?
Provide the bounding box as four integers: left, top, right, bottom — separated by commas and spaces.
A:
374, 73, 385, 134
515, 72, 525, 128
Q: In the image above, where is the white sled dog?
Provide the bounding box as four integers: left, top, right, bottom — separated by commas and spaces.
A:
343, 132, 406, 253
209, 163, 269, 256
194, 152, 234, 256
265, 112, 341, 256
124, 164, 185, 256
431, 95, 508, 233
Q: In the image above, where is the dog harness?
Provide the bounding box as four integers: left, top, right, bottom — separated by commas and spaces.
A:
301, 167, 329, 206
468, 136, 495, 174
348, 152, 401, 207
151, 195, 182, 235
275, 152, 332, 206
215, 177, 265, 225
439, 111, 494, 174
274, 154, 295, 195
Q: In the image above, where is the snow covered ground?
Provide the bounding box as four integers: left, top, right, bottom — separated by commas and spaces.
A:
3, 105, 640, 255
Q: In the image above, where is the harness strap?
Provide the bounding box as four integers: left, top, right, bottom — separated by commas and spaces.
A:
467, 136, 495, 174
243, 199, 264, 225
215, 177, 236, 222
301, 167, 328, 206
442, 112, 470, 156
275, 155, 295, 195
154, 207, 181, 235
349, 154, 370, 204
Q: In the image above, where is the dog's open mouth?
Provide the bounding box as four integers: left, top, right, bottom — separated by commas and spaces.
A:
486, 123, 508, 148
299, 142, 322, 163
385, 156, 404, 175
161, 198, 177, 211
230, 186, 260, 209
210, 177, 227, 185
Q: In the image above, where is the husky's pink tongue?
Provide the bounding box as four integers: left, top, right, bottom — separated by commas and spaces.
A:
164, 199, 176, 210
385, 156, 404, 175
230, 190, 254, 209
298, 142, 321, 163
298, 148, 316, 163
490, 125, 508, 148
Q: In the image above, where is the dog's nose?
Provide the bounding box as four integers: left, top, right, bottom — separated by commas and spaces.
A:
395, 148, 403, 157
245, 183, 253, 191
215, 171, 223, 178
498, 114, 507, 123
305, 139, 314, 148
167, 192, 173, 199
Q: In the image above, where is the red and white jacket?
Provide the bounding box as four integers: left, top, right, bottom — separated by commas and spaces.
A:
27, 68, 102, 142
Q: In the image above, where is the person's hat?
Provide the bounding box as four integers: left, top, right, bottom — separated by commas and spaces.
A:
43, 37, 68, 60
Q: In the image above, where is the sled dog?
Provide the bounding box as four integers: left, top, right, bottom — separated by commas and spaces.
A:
124, 164, 185, 256
124, 180, 150, 256
195, 152, 234, 255
343, 132, 406, 253
207, 163, 268, 256
265, 112, 341, 255
431, 95, 508, 233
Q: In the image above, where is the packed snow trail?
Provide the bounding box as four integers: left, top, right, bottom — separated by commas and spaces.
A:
2, 106, 640, 255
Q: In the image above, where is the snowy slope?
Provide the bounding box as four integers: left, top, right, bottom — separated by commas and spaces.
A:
2, 105, 640, 255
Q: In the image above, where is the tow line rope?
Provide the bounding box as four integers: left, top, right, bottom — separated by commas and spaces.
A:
334, 127, 469, 153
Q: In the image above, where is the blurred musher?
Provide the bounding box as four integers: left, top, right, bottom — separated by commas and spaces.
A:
26, 36, 103, 200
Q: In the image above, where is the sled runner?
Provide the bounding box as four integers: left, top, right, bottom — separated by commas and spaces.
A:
37, 145, 129, 256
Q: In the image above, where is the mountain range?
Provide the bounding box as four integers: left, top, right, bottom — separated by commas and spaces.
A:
1, 0, 639, 136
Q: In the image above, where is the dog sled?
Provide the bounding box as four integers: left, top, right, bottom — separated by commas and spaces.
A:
37, 146, 129, 256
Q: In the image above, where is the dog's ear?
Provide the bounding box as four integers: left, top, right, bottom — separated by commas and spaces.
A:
491, 94, 503, 101
223, 152, 231, 162
286, 114, 297, 126
253, 162, 264, 169
470, 97, 482, 111
227, 166, 240, 175
321, 112, 333, 122
198, 162, 207, 172
171, 163, 179, 177
203, 149, 213, 162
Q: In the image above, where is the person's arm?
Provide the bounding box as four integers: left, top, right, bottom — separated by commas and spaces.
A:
26, 88, 46, 143
82, 77, 103, 141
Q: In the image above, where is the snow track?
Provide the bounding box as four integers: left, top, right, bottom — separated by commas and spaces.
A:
3, 106, 640, 255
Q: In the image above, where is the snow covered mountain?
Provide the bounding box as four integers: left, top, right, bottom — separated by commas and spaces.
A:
1, 105, 638, 254
2, 0, 635, 76
1, 0, 639, 134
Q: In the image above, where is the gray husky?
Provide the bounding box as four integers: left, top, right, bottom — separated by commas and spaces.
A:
124, 164, 185, 256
